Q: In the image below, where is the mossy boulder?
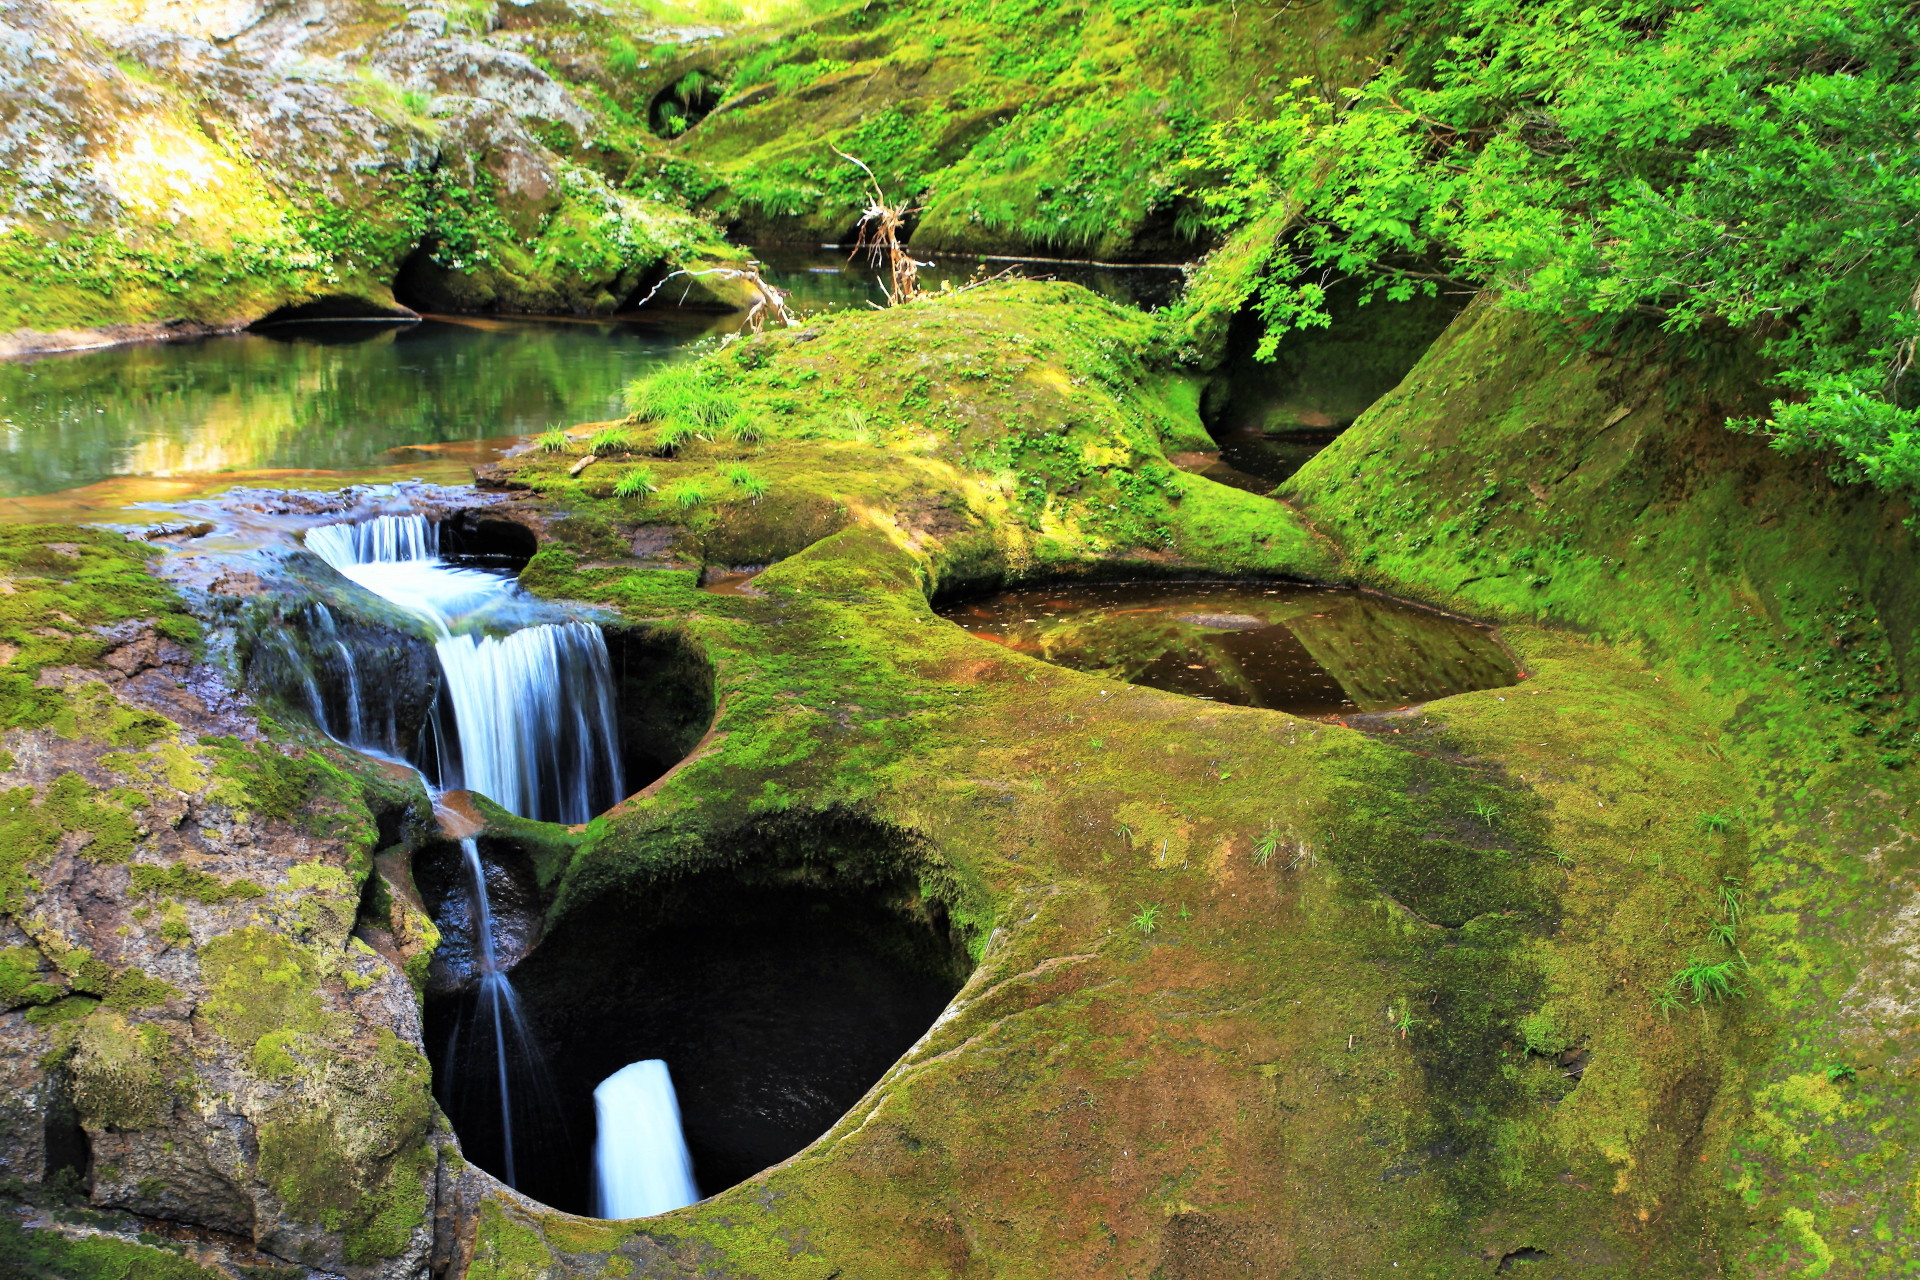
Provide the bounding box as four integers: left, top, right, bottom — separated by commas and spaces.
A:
0, 526, 447, 1277
433, 281, 1782, 1276
0, 0, 750, 348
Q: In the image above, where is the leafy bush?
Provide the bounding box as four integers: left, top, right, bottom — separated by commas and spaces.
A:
1190, 0, 1920, 492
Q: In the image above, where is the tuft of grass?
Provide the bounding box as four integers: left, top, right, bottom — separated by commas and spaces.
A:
1696, 812, 1733, 833
612, 468, 657, 499
1129, 902, 1161, 936
1253, 829, 1281, 867
662, 479, 709, 511
626, 363, 740, 441
588, 427, 637, 455
535, 429, 571, 453
1469, 797, 1502, 825
724, 464, 769, 499
652, 422, 694, 455
728, 418, 766, 445
1718, 876, 1744, 925
1666, 958, 1744, 1006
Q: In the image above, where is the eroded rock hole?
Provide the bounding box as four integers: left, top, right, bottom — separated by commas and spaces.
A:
423, 817, 970, 1217
650, 69, 723, 138
937, 578, 1518, 716
1202, 280, 1459, 488
250, 294, 420, 329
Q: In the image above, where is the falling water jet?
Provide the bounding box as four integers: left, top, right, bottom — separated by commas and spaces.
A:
443, 835, 565, 1192
594, 1060, 699, 1218
303, 511, 624, 823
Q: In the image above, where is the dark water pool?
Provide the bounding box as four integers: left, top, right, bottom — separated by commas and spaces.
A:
940, 581, 1518, 715
425, 862, 964, 1216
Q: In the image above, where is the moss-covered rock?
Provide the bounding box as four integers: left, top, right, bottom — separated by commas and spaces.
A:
397, 280, 1787, 1276
651, 0, 1380, 260
0, 0, 750, 348
0, 524, 447, 1277
1282, 300, 1920, 1277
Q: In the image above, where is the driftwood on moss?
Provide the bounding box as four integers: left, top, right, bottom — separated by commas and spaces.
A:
633, 264, 800, 334
833, 145, 930, 306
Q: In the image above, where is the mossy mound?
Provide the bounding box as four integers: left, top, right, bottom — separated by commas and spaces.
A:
442, 282, 1766, 1276
648, 0, 1381, 258
1281, 300, 1920, 1277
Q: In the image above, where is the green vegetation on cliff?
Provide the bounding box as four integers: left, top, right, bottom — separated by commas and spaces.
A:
1186, 0, 1920, 490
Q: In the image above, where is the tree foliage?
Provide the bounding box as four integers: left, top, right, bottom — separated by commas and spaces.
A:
1187, 0, 1920, 491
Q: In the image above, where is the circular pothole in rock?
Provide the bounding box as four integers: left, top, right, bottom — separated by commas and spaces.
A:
935, 578, 1518, 716
421, 817, 971, 1216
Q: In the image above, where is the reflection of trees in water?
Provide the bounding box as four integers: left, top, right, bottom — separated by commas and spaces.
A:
0, 319, 706, 497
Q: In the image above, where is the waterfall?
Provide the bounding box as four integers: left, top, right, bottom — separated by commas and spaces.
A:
304, 512, 623, 823
303, 510, 689, 1211
449, 836, 548, 1190
593, 1060, 699, 1218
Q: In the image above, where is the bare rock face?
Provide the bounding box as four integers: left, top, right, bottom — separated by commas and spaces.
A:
0, 527, 452, 1277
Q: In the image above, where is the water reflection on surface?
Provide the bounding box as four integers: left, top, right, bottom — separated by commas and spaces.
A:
0, 313, 722, 505
939, 580, 1518, 716
0, 249, 1189, 523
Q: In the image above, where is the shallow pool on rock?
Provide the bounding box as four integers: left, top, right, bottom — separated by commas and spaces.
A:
940, 581, 1519, 715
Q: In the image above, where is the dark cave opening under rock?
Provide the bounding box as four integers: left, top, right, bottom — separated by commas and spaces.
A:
421, 821, 971, 1217
1202, 281, 1462, 487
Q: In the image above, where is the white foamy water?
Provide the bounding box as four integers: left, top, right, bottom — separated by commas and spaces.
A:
594, 1060, 699, 1218
304, 511, 623, 823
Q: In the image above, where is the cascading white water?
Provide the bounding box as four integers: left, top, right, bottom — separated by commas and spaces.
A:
593, 1060, 699, 1218
305, 511, 622, 824
303, 510, 688, 1209
457, 836, 540, 1188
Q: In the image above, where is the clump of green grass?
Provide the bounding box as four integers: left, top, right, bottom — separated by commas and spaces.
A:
653, 422, 694, 456
662, 479, 709, 511
1129, 902, 1161, 936
1665, 958, 1745, 1007
588, 427, 638, 455
612, 468, 657, 499
1253, 828, 1281, 867
728, 418, 765, 445
724, 464, 769, 500
626, 364, 741, 450
1469, 796, 1502, 825
535, 429, 571, 453
1696, 812, 1734, 834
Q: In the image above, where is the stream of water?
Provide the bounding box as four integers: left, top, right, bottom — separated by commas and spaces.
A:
303, 512, 624, 825
594, 1061, 700, 1218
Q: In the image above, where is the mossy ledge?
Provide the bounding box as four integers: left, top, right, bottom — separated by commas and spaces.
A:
418, 280, 1782, 1277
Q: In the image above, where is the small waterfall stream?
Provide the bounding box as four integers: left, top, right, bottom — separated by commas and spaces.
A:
304, 512, 624, 825
455, 836, 543, 1188
296, 509, 673, 1207
593, 1061, 699, 1218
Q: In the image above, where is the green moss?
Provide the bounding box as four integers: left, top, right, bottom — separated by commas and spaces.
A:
126, 863, 264, 904
0, 945, 63, 1008
0, 527, 198, 734
198, 928, 334, 1064
0, 1214, 228, 1280
254, 1029, 434, 1265
1282, 300, 1920, 1272
71, 1012, 172, 1130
